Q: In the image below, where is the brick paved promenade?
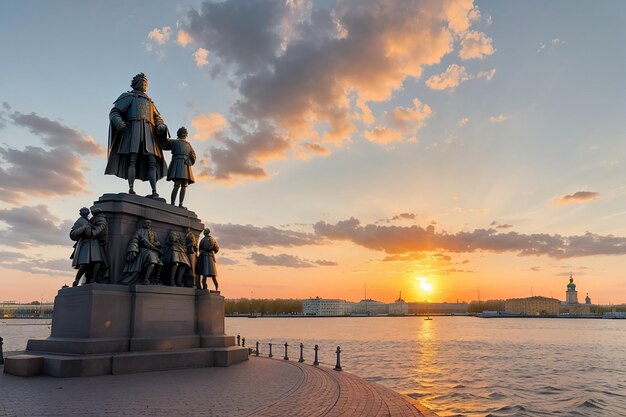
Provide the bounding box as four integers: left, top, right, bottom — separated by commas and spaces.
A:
0, 356, 436, 417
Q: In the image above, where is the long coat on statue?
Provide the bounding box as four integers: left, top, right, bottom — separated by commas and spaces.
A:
166, 139, 196, 184
105, 90, 170, 181
197, 235, 219, 277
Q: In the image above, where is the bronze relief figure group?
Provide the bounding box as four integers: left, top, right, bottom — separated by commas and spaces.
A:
120, 222, 219, 290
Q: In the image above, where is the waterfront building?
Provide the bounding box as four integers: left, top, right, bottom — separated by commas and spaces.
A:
565, 275, 578, 304
562, 275, 591, 315
1, 302, 54, 318
408, 302, 469, 315
388, 296, 408, 315
303, 297, 352, 316
505, 296, 560, 315
352, 299, 388, 315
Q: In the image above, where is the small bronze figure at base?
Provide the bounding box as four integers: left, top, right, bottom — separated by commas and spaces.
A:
70, 207, 108, 286
163, 230, 191, 286
121, 219, 163, 285
185, 228, 199, 288
167, 127, 196, 208
197, 228, 219, 291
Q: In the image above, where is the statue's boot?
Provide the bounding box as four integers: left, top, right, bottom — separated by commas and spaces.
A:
144, 265, 154, 285
175, 266, 185, 287
202, 277, 208, 290
169, 265, 177, 286
170, 186, 179, 205
178, 186, 187, 209
212, 277, 219, 292
149, 166, 158, 197
128, 161, 136, 195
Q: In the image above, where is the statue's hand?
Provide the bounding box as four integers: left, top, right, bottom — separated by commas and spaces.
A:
118, 121, 127, 131
84, 227, 92, 237
127, 251, 137, 261
156, 124, 166, 135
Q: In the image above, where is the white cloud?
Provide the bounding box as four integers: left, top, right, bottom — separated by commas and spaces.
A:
177, 30, 192, 47
477, 68, 496, 80
426, 64, 469, 91
489, 114, 508, 123
191, 113, 228, 140
459, 31, 495, 60
148, 26, 172, 45
194, 48, 209, 67
363, 126, 404, 144
538, 38, 564, 53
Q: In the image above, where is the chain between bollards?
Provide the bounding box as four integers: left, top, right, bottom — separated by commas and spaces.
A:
283, 342, 289, 360
268, 342, 273, 358
255, 341, 259, 357
333, 346, 342, 371
0, 336, 4, 365
298, 342, 304, 363
313, 344, 319, 366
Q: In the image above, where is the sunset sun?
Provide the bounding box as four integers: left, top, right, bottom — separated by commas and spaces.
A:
416, 278, 433, 293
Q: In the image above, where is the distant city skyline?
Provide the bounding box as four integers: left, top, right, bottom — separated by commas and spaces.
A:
2, 1, 626, 304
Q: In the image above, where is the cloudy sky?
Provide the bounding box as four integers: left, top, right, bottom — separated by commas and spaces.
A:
1, 0, 626, 304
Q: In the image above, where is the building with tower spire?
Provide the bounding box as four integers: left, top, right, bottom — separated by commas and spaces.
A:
565, 274, 578, 304
563, 275, 591, 315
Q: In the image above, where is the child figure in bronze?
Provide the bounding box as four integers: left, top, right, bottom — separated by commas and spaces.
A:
167, 127, 196, 208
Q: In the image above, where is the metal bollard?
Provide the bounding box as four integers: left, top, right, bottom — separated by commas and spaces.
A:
313, 344, 319, 366
269, 342, 273, 358
333, 346, 342, 371
0, 336, 4, 365
283, 342, 289, 360
298, 342, 305, 363
237, 334, 241, 346
242, 337, 246, 348
255, 341, 259, 357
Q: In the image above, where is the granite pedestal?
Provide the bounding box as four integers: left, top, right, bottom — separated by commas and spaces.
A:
17, 285, 247, 377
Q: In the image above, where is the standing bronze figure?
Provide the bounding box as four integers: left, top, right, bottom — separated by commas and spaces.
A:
70, 207, 90, 286
197, 228, 219, 291
167, 127, 196, 208
105, 73, 170, 197
70, 207, 108, 286
184, 228, 199, 288
162, 230, 190, 286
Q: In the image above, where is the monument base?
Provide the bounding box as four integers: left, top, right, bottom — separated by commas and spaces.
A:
8, 284, 248, 377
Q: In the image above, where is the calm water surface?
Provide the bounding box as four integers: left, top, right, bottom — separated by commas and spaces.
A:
2, 317, 625, 417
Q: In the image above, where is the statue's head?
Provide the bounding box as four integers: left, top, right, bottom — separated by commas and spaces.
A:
177, 127, 188, 140
169, 230, 180, 240
203, 228, 210, 235
131, 73, 148, 92
142, 219, 152, 229
79, 207, 89, 217
90, 208, 102, 216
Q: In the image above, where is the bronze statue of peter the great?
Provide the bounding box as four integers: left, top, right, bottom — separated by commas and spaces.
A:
105, 73, 170, 197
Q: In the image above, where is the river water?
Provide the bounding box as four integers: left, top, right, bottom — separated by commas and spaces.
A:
2, 316, 625, 417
